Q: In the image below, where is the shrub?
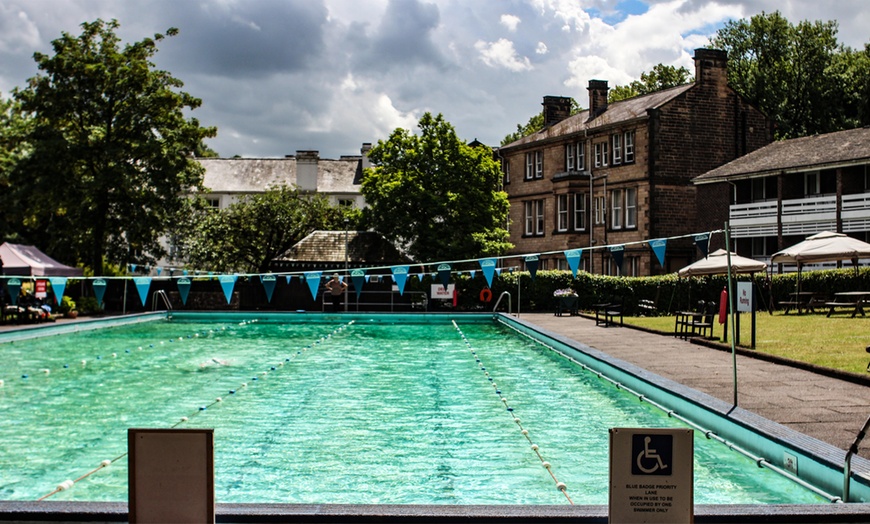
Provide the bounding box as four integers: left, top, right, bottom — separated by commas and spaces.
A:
57, 296, 76, 314
76, 296, 102, 315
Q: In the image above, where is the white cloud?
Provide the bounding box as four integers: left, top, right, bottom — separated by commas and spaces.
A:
474, 38, 533, 72
500, 14, 521, 32
536, 41, 548, 55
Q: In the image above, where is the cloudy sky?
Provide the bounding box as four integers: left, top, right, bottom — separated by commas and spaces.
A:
1, 1, 867, 159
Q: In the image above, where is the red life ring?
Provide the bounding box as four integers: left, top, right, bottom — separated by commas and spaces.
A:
479, 288, 493, 303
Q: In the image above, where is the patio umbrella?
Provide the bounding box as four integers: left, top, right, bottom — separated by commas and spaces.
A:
770, 231, 870, 266
678, 249, 767, 278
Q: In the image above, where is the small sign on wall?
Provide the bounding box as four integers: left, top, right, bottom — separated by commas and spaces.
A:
737, 281, 753, 313
129, 428, 214, 524
430, 284, 455, 300
609, 427, 693, 523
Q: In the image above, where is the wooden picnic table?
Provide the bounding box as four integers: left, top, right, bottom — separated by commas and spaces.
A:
825, 291, 869, 318
781, 291, 826, 314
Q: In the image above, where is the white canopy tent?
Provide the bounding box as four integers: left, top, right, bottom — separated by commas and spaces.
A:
678, 249, 767, 278
770, 231, 870, 267
0, 242, 83, 277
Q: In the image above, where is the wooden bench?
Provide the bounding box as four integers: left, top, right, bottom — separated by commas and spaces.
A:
825, 301, 866, 318
637, 299, 657, 316
595, 302, 623, 327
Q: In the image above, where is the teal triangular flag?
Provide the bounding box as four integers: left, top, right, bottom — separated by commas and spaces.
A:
649, 238, 667, 267
130, 264, 137, 273
524, 255, 540, 281
6, 278, 21, 305
391, 266, 409, 295
260, 274, 276, 303
564, 249, 582, 277
48, 277, 67, 305
219, 275, 237, 304
133, 277, 151, 306
305, 271, 322, 301
469, 270, 476, 279
437, 263, 451, 289
183, 269, 189, 276
351, 269, 366, 300
479, 258, 496, 288
92, 278, 107, 306
177, 277, 191, 305
609, 245, 625, 275
285, 275, 292, 285
694, 232, 711, 258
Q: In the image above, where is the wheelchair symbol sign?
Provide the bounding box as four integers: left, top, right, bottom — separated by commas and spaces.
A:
631, 434, 673, 476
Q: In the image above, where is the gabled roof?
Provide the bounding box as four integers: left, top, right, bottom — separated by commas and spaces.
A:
274, 231, 410, 265
501, 83, 694, 150
197, 157, 362, 194
694, 126, 870, 184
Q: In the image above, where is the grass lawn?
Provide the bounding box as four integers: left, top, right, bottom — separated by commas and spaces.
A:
622, 312, 870, 376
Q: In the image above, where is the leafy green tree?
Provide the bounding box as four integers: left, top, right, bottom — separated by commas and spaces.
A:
364, 112, 512, 262
184, 185, 360, 274
8, 19, 216, 273
712, 11, 869, 137
501, 98, 581, 145
608, 64, 693, 102
0, 96, 32, 242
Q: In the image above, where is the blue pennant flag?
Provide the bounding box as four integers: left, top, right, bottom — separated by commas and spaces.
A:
469, 270, 476, 279
437, 263, 451, 289
219, 275, 237, 304
609, 245, 625, 275
564, 249, 582, 278
305, 271, 323, 301
156, 267, 163, 277
5, 278, 21, 305
391, 265, 409, 295
351, 269, 366, 300
694, 232, 711, 258
183, 269, 189, 276
285, 275, 292, 285
478, 258, 497, 288
649, 238, 668, 268
176, 277, 191, 305
260, 274, 277, 303
524, 255, 540, 281
129, 264, 137, 274
133, 277, 152, 306
92, 278, 107, 306
48, 277, 67, 305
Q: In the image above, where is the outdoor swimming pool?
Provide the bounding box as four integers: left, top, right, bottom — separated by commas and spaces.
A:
0, 313, 840, 505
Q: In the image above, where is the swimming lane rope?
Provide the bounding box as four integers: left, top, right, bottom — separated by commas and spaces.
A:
451, 320, 573, 505
36, 319, 356, 501
495, 318, 843, 503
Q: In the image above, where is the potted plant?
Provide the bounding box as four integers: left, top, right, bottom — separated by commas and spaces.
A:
58, 296, 78, 318
553, 288, 578, 316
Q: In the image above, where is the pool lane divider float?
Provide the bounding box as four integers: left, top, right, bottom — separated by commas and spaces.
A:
1, 321, 257, 391
451, 320, 574, 505
495, 318, 843, 503
35, 319, 356, 501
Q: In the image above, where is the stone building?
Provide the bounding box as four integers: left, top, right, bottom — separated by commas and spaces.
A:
498, 49, 772, 275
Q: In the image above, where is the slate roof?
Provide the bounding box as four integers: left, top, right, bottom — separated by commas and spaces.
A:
197, 157, 363, 194
274, 231, 410, 266
501, 83, 694, 149
693, 126, 870, 184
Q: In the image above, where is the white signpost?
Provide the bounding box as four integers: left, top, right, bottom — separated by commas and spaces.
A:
430, 283, 455, 300
736, 281, 753, 313
609, 428, 694, 523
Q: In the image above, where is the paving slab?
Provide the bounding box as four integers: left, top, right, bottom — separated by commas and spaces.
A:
519, 312, 870, 458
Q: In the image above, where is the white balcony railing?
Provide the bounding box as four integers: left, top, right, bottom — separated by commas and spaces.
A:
730, 193, 870, 237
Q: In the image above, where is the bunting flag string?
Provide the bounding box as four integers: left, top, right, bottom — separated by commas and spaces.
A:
694, 232, 711, 258
437, 263, 451, 289
260, 274, 277, 303
176, 277, 191, 305
304, 272, 322, 301
563, 249, 582, 278
524, 254, 540, 281
351, 269, 366, 300
92, 278, 107, 307
649, 238, 668, 268
133, 277, 152, 306
391, 265, 409, 296
609, 245, 625, 275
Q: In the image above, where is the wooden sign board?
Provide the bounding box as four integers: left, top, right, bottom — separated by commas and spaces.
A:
129, 428, 214, 524
609, 427, 694, 523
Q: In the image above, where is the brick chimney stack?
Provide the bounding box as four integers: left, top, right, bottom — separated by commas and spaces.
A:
542, 96, 572, 127
361, 142, 372, 170
587, 80, 609, 118
693, 48, 728, 90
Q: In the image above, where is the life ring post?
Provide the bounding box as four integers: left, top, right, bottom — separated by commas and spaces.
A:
480, 288, 493, 303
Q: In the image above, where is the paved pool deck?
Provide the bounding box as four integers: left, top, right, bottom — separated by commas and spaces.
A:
519, 312, 870, 458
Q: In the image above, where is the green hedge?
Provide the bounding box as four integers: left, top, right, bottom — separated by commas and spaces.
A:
401, 267, 870, 314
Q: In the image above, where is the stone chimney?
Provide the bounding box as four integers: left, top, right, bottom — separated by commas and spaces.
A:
542, 96, 572, 127
693, 48, 728, 90
361, 142, 372, 170
296, 150, 319, 192
587, 80, 609, 118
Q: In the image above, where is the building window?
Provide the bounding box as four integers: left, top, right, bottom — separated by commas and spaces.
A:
625, 187, 637, 228
525, 153, 534, 180
503, 159, 510, 184
594, 143, 601, 168
338, 199, 355, 208
205, 197, 221, 209
612, 134, 622, 165
573, 193, 587, 231
626, 256, 639, 277
595, 196, 605, 225
524, 152, 542, 180
524, 200, 545, 236
611, 189, 623, 229
566, 142, 585, 172
624, 131, 635, 163
535, 151, 543, 178
557, 194, 569, 232
750, 177, 775, 201
805, 172, 820, 196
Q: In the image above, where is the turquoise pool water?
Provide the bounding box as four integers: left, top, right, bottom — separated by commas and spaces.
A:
0, 315, 825, 504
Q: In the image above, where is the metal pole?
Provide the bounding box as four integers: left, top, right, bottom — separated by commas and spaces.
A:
725, 221, 738, 407
344, 219, 349, 312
